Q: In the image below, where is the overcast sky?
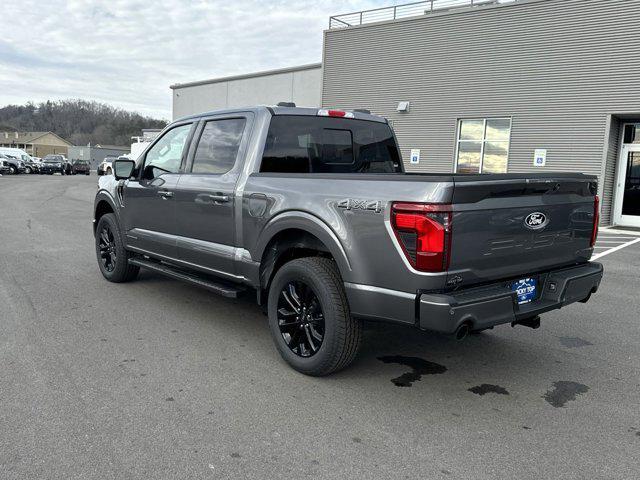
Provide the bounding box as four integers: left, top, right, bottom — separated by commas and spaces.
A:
0, 0, 389, 120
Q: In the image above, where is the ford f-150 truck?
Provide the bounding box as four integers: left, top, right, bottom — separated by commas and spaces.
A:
93, 105, 603, 376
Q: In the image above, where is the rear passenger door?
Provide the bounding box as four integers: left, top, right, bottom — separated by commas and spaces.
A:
173, 113, 252, 277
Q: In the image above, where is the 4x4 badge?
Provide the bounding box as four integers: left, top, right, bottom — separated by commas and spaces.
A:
338, 199, 382, 213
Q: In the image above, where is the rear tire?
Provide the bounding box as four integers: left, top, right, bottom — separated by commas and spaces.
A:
267, 257, 362, 376
9, 166, 16, 174
95, 213, 139, 283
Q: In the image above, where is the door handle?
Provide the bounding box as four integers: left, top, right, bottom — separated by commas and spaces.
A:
158, 190, 174, 199
195, 193, 230, 205
209, 194, 230, 203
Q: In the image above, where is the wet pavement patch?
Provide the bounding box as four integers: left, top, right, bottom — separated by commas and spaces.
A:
543, 381, 589, 407
468, 384, 509, 396
559, 337, 593, 348
378, 355, 447, 387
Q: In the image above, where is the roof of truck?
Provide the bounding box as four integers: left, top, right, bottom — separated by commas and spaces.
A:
176, 105, 388, 124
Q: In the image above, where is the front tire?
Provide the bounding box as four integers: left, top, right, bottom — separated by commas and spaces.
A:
95, 213, 139, 283
9, 166, 16, 174
267, 257, 362, 376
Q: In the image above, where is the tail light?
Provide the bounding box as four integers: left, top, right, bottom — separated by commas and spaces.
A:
391, 202, 453, 272
590, 195, 600, 247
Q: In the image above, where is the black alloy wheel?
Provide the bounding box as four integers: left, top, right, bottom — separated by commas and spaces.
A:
277, 281, 325, 357
98, 224, 117, 273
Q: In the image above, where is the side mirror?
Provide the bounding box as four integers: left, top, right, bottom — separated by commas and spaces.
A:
113, 159, 135, 180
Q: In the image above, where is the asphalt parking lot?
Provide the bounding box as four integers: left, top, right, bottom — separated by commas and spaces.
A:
1, 175, 639, 479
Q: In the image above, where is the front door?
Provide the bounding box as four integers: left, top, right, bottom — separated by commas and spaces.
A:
122, 122, 194, 258
614, 144, 640, 228
173, 115, 250, 277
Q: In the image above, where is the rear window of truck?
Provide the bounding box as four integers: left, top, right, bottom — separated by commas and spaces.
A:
260, 116, 402, 174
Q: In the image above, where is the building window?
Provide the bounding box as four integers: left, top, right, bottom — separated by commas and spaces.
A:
623, 124, 640, 144
455, 118, 511, 174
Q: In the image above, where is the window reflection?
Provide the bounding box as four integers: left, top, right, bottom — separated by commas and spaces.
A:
459, 120, 484, 141
623, 124, 640, 144
456, 118, 511, 174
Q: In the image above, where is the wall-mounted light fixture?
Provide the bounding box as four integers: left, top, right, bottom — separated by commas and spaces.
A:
397, 101, 410, 113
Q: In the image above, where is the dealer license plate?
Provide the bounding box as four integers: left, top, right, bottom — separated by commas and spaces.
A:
512, 278, 537, 305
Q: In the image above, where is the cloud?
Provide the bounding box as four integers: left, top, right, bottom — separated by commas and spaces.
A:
0, 0, 388, 119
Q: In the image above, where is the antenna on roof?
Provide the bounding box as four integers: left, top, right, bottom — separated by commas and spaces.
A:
277, 102, 296, 107
353, 109, 371, 114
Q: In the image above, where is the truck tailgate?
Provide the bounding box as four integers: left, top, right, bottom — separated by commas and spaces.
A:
448, 175, 598, 287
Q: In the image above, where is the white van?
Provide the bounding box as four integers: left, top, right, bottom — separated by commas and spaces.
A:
0, 147, 33, 162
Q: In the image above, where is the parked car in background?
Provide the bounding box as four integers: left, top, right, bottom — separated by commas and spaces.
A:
23, 158, 41, 174
40, 155, 68, 175
71, 160, 91, 175
0, 154, 26, 174
97, 156, 118, 176
0, 158, 11, 175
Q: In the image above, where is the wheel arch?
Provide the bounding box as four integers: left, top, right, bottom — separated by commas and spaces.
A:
254, 212, 352, 301
93, 193, 119, 235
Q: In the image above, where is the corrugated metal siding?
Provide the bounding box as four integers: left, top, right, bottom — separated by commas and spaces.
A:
323, 0, 640, 224
601, 117, 621, 225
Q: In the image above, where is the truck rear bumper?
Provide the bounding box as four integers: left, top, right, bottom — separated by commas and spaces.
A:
345, 262, 603, 334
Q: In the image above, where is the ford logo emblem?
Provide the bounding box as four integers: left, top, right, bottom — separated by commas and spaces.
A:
524, 212, 548, 230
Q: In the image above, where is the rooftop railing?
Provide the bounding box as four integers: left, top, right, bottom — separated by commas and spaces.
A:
329, 0, 516, 29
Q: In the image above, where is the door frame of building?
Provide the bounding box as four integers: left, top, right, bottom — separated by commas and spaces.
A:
613, 143, 640, 228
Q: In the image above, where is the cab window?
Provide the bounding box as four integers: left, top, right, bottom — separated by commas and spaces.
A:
191, 118, 246, 174
142, 124, 192, 179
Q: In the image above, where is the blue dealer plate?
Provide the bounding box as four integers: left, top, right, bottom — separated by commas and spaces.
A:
512, 278, 537, 305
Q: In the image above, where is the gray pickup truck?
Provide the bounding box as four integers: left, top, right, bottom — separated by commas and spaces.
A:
93, 105, 603, 376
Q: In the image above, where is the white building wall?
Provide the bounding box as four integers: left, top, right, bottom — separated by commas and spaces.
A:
171, 64, 322, 120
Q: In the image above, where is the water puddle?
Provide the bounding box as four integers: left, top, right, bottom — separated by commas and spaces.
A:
378, 355, 447, 387
543, 381, 589, 407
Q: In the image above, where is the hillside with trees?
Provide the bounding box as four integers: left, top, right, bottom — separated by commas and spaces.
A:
0, 100, 167, 147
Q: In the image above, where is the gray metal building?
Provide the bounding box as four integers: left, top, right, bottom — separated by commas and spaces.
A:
323, 0, 640, 226
67, 145, 129, 170
170, 63, 322, 120
170, 0, 640, 228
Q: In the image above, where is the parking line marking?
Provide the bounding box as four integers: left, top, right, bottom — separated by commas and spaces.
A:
600, 228, 640, 237
592, 238, 640, 261
598, 236, 636, 240
596, 240, 630, 244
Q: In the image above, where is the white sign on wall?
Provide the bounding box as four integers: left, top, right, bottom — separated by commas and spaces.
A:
410, 149, 421, 164
534, 149, 547, 167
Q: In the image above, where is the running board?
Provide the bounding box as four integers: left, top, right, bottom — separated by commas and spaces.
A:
128, 257, 246, 298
